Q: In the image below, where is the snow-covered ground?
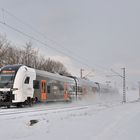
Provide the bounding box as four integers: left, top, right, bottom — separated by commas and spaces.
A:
0, 90, 140, 140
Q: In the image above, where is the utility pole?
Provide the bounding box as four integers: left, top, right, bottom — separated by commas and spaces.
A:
138, 81, 140, 100
80, 69, 84, 78
122, 68, 126, 103
107, 68, 126, 103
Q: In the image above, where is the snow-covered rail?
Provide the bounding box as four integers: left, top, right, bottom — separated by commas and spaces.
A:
0, 104, 89, 118
0, 100, 122, 120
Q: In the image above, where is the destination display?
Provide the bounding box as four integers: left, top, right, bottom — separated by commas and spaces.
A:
1, 70, 16, 74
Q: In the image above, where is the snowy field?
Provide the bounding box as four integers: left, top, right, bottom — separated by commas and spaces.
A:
0, 90, 140, 140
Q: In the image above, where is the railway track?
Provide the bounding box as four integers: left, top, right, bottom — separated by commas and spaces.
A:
0, 101, 122, 119
0, 104, 89, 118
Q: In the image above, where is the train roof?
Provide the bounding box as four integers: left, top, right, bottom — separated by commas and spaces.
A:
0, 65, 97, 86
76, 77, 97, 87
35, 69, 75, 83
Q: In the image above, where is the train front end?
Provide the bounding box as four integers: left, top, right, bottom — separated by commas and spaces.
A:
0, 65, 20, 107
0, 65, 36, 107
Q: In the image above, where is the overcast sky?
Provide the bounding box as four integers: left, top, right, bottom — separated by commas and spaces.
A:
0, 0, 140, 87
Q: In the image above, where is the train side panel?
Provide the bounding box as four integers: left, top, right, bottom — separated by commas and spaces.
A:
33, 70, 76, 102
12, 66, 36, 103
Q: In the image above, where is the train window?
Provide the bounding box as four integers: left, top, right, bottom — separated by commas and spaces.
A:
47, 85, 50, 93
59, 84, 64, 91
24, 77, 30, 84
33, 80, 40, 89
73, 86, 76, 92
78, 86, 82, 92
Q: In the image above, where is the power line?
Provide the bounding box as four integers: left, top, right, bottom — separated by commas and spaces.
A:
1, 9, 110, 71
0, 21, 93, 68
0, 8, 111, 77
3, 9, 90, 62
1, 9, 92, 68
2, 8, 5, 24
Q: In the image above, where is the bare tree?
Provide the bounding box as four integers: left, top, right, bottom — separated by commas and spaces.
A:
0, 34, 10, 67
19, 42, 39, 68
0, 35, 71, 76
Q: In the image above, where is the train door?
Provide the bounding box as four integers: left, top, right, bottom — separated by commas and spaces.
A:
23, 76, 32, 100
64, 83, 69, 101
41, 80, 47, 101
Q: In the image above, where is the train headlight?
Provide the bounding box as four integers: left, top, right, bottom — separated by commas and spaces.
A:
11, 88, 18, 91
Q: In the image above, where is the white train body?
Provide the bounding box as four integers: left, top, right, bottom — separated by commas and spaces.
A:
0, 65, 36, 106
12, 66, 36, 103
0, 65, 115, 107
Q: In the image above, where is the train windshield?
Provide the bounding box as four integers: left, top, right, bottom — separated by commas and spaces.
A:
0, 70, 16, 88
